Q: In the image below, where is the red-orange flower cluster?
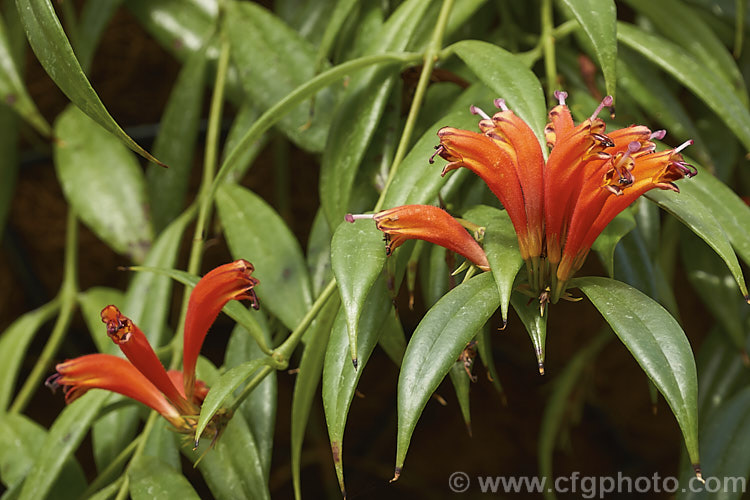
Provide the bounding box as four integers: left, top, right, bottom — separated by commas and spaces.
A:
349, 92, 695, 304
47, 260, 259, 437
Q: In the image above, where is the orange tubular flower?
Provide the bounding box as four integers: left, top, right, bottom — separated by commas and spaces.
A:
47, 260, 260, 438
346, 205, 490, 271
356, 91, 695, 307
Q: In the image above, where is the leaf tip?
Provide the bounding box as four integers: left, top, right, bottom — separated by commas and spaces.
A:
692, 464, 704, 483
538, 361, 545, 376
390, 467, 402, 483
352, 357, 358, 370
499, 318, 508, 331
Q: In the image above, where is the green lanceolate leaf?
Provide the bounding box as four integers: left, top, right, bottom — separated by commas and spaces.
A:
694, 329, 748, 423
451, 40, 547, 150
463, 204, 523, 325
16, 0, 163, 164
646, 185, 748, 298
147, 45, 208, 233
322, 275, 391, 496
618, 22, 750, 152
307, 209, 333, 298
54, 105, 153, 263
511, 291, 548, 374
291, 296, 340, 500
592, 207, 636, 278
476, 325, 506, 400
0, 11, 50, 136
573, 276, 700, 469
129, 456, 200, 500
331, 215, 387, 367
395, 272, 499, 477
448, 358, 473, 435
18, 391, 109, 500
0, 300, 59, 411
224, 1, 337, 152
557, 0, 617, 100
194, 358, 270, 443
216, 183, 313, 332
319, 0, 434, 227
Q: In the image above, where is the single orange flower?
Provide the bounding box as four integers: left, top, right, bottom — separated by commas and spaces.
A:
47, 260, 260, 438
346, 205, 490, 271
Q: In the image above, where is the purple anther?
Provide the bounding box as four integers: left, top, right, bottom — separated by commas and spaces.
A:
553, 90, 568, 105
470, 105, 491, 121
345, 213, 375, 223
429, 145, 443, 164
675, 161, 698, 178
649, 129, 667, 141
674, 139, 693, 154
590, 96, 614, 121
627, 141, 642, 154
493, 98, 509, 111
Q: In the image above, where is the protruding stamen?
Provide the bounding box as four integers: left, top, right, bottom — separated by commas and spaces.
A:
493, 98, 509, 111
554, 90, 567, 105
649, 129, 666, 141
429, 144, 444, 164
590, 95, 614, 121
345, 213, 375, 223
470, 105, 491, 120
675, 161, 698, 178
674, 139, 693, 154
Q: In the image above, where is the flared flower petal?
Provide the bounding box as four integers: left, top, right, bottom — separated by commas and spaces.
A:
347, 205, 490, 270
182, 259, 260, 398
46, 353, 186, 429
101, 305, 193, 414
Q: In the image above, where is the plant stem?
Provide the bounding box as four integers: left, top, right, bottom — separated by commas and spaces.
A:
10, 209, 78, 413
375, 0, 455, 211
170, 34, 232, 370
541, 0, 557, 99
114, 412, 160, 500
81, 434, 142, 498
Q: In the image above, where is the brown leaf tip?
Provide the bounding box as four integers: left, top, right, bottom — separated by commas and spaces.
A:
390, 467, 402, 483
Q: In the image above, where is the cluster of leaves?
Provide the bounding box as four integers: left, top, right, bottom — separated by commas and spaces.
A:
1, 0, 750, 499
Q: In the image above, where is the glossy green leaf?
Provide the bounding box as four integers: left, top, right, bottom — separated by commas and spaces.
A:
378, 307, 407, 366
678, 387, 750, 500
447, 359, 473, 435
129, 456, 200, 500
646, 186, 748, 298
18, 390, 109, 500
0, 11, 50, 136
225, 321, 277, 480
16, 0, 163, 164
511, 291, 548, 374
618, 22, 750, 152
625, 0, 748, 106
221, 101, 266, 184
291, 296, 339, 500
322, 276, 391, 495
319, 0, 434, 226
141, 418, 180, 472
77, 286, 124, 354
123, 208, 194, 346
216, 183, 313, 332
331, 216, 386, 366
557, 0, 617, 100
681, 230, 747, 349
396, 272, 499, 474
195, 358, 269, 443
125, 265, 270, 355
451, 40, 547, 149
54, 105, 153, 263
91, 402, 140, 477
75, 0, 122, 74
573, 276, 700, 467
147, 45, 208, 232
0, 300, 58, 411
0, 413, 87, 497
225, 2, 336, 152
694, 329, 747, 423
464, 205, 523, 325
592, 207, 636, 278
539, 332, 610, 500
194, 411, 270, 500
